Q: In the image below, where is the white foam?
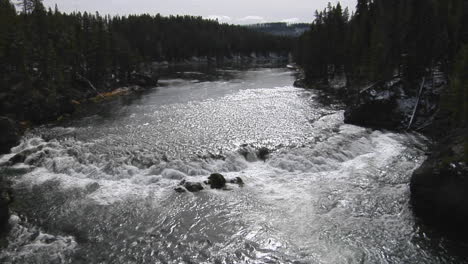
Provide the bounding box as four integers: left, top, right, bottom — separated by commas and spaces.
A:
0, 215, 77, 263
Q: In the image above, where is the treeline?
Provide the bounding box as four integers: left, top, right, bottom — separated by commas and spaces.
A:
246, 22, 310, 37
295, 0, 468, 124
0, 0, 291, 122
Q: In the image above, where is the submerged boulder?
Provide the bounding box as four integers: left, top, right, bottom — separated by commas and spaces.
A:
257, 147, 270, 161
183, 181, 204, 192
174, 186, 186, 193
0, 117, 20, 155
207, 173, 226, 189
8, 146, 44, 165
175, 180, 204, 193
229, 177, 244, 186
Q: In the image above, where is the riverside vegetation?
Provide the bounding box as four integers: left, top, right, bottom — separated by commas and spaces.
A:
0, 0, 292, 235
1, 0, 468, 254
0, 0, 291, 126
294, 0, 468, 239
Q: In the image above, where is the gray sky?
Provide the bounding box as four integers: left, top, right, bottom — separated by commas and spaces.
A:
42, 0, 356, 24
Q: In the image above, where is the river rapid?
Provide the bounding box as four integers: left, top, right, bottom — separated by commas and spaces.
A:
1, 65, 467, 263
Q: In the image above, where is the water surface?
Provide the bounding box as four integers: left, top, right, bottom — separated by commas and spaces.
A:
1, 66, 467, 263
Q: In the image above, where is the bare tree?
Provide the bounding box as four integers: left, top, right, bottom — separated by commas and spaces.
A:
15, 0, 42, 14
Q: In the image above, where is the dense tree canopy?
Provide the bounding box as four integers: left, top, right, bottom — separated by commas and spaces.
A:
295, 0, 468, 126
0, 0, 291, 122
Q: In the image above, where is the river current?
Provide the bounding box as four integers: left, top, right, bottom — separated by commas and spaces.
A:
1, 66, 467, 263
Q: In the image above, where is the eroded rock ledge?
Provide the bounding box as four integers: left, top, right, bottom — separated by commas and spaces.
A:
296, 72, 468, 240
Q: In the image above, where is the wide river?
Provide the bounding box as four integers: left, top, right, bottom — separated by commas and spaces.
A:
1, 65, 467, 263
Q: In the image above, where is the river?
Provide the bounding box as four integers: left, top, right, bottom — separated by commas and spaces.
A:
1, 65, 467, 263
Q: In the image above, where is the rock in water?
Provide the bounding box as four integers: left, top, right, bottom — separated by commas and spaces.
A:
175, 180, 204, 193
8, 146, 44, 165
208, 173, 226, 189
183, 181, 204, 192
229, 177, 244, 186
9, 153, 27, 165
174, 186, 186, 193
0, 117, 19, 155
257, 147, 270, 161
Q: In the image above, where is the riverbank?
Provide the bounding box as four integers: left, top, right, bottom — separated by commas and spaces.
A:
294, 71, 468, 241
0, 67, 451, 263
0, 72, 159, 236
0, 55, 289, 153
0, 60, 291, 238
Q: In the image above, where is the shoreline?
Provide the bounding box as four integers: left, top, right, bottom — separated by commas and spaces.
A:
293, 71, 468, 241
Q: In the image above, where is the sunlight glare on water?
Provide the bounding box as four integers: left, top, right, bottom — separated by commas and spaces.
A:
1, 66, 466, 264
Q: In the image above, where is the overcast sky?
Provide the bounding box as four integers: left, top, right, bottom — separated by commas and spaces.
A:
42, 0, 356, 24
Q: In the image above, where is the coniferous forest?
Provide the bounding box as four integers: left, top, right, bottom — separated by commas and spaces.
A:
2, 0, 468, 261
295, 0, 468, 132
295, 0, 468, 239
0, 0, 291, 122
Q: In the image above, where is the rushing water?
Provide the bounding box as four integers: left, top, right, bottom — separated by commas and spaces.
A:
1, 66, 467, 263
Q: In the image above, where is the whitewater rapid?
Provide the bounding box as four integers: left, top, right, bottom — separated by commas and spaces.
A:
1, 67, 466, 263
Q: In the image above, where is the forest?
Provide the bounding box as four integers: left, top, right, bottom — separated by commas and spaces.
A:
295, 0, 468, 156
0, 0, 291, 122
246, 22, 311, 37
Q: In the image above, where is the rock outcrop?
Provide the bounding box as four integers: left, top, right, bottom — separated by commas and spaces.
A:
410, 129, 468, 239
0, 176, 12, 235
129, 73, 159, 88
344, 78, 441, 131
0, 117, 20, 155
207, 173, 227, 189
344, 82, 402, 129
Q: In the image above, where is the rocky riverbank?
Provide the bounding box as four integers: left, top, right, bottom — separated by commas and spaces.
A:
410, 128, 468, 239
295, 72, 468, 240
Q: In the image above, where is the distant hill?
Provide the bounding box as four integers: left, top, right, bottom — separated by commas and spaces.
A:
246, 22, 310, 37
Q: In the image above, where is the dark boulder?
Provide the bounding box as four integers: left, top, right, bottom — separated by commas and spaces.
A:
257, 147, 270, 161
175, 180, 204, 193
183, 181, 204, 192
293, 78, 306, 88
174, 186, 186, 193
344, 83, 403, 130
411, 160, 468, 239
229, 177, 244, 186
410, 129, 468, 240
0, 177, 12, 234
344, 78, 442, 131
9, 153, 27, 165
130, 73, 159, 87
0, 117, 20, 155
207, 173, 226, 189
8, 146, 44, 165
